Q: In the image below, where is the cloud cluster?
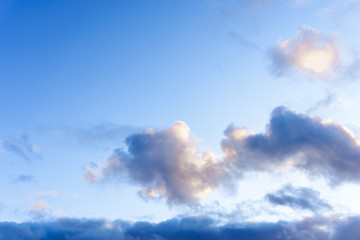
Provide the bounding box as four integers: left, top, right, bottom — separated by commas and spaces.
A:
222, 106, 360, 184
1, 215, 360, 240
269, 27, 340, 77
87, 107, 360, 206
86, 121, 227, 206
265, 184, 332, 212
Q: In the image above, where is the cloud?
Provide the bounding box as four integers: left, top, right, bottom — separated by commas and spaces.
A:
269, 26, 340, 77
1, 135, 41, 162
35, 191, 58, 198
306, 92, 337, 114
319, 0, 360, 17
222, 106, 360, 184
70, 123, 141, 149
86, 121, 228, 206
14, 174, 36, 183
28, 201, 50, 219
2, 215, 360, 240
87, 107, 360, 205
265, 184, 332, 212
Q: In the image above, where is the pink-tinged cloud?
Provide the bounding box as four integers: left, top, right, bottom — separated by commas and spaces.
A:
270, 27, 340, 77
85, 121, 228, 206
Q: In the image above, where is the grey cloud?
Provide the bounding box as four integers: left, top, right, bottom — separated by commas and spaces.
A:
222, 106, 360, 184
265, 184, 332, 212
86, 122, 228, 206
2, 215, 360, 240
1, 135, 41, 162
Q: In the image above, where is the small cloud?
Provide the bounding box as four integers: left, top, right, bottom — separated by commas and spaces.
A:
1, 134, 41, 162
28, 200, 50, 219
306, 92, 337, 114
13, 174, 36, 183
35, 191, 58, 198
265, 184, 332, 212
319, 0, 360, 17
269, 26, 340, 78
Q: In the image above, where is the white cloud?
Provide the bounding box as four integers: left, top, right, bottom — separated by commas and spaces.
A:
270, 26, 340, 78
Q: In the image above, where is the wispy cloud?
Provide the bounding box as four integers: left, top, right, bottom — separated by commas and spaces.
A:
13, 174, 36, 183
306, 92, 337, 114
265, 184, 332, 212
86, 122, 228, 206
319, 0, 360, 17
0, 135, 41, 162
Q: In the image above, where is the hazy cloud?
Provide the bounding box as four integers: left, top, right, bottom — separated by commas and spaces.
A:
1, 135, 41, 162
269, 27, 340, 77
319, 0, 360, 17
70, 123, 141, 149
28, 201, 50, 219
14, 174, 36, 183
86, 121, 228, 206
2, 215, 360, 240
265, 184, 332, 212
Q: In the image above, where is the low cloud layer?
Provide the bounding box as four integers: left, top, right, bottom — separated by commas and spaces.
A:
1, 215, 360, 240
222, 106, 360, 184
265, 184, 332, 212
269, 27, 340, 77
86, 121, 227, 206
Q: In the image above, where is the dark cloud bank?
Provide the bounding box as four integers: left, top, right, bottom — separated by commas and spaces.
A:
1, 215, 360, 240
87, 106, 360, 206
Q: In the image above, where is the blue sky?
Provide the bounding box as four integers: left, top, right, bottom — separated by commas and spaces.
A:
2, 0, 360, 239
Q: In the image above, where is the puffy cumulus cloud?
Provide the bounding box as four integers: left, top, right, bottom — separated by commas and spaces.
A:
222, 106, 360, 184
265, 184, 332, 212
2, 215, 360, 240
85, 121, 228, 206
270, 27, 340, 77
